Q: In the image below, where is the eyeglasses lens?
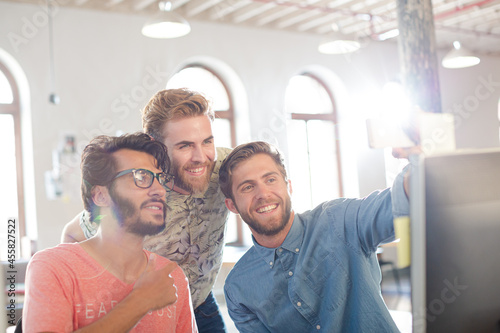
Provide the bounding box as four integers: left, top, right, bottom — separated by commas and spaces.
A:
133, 169, 153, 188
159, 174, 175, 191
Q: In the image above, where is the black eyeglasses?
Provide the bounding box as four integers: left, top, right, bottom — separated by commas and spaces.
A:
112, 168, 175, 191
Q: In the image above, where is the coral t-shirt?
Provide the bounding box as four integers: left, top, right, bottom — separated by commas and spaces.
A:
23, 243, 197, 332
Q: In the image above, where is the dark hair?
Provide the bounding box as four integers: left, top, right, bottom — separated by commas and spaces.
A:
81, 132, 169, 221
219, 141, 288, 200
141, 88, 214, 142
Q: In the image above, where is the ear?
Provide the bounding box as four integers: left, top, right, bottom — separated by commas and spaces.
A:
287, 179, 292, 195
91, 185, 111, 207
225, 198, 240, 215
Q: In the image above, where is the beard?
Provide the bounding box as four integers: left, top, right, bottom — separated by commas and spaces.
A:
171, 159, 215, 195
109, 188, 167, 236
236, 197, 293, 237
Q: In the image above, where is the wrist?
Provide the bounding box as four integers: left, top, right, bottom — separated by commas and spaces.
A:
126, 289, 152, 315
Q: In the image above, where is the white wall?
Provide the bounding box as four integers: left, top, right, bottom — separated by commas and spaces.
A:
1, 2, 499, 251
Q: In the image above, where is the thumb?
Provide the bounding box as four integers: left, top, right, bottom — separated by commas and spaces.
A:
145, 253, 157, 272
163, 261, 178, 276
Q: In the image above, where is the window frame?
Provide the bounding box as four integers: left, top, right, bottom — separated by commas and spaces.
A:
287, 72, 344, 198
0, 60, 26, 240
188, 63, 237, 147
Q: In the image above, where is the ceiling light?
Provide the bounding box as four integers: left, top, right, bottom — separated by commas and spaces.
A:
318, 33, 360, 55
142, 1, 191, 39
442, 41, 480, 69
377, 29, 399, 41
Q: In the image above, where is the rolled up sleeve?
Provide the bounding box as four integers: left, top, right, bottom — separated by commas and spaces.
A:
391, 164, 410, 217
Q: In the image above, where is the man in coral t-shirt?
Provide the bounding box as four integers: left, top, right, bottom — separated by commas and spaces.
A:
22, 133, 197, 332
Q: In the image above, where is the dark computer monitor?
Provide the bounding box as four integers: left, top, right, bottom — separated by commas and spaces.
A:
410, 148, 500, 333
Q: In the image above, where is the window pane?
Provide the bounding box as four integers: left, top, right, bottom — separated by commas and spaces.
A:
284, 75, 332, 115
0, 69, 14, 104
307, 120, 340, 206
287, 119, 340, 213
287, 119, 312, 213
166, 67, 229, 111
0, 114, 20, 260
213, 118, 231, 148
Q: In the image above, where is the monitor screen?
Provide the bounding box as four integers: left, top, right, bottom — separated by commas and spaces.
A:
410, 148, 500, 333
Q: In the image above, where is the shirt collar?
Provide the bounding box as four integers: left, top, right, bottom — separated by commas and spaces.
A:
281, 214, 304, 253
252, 214, 304, 269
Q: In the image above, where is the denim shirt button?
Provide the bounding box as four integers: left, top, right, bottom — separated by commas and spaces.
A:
316, 325, 321, 330
297, 301, 302, 307
295, 248, 300, 252
288, 271, 293, 276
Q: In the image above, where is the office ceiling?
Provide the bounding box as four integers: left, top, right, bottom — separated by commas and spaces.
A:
4, 0, 500, 55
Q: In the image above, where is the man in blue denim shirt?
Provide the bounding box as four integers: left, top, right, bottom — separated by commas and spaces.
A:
219, 141, 410, 333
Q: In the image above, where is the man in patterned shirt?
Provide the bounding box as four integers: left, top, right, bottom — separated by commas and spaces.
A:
61, 88, 231, 332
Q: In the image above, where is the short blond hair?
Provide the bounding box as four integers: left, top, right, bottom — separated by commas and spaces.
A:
142, 88, 214, 142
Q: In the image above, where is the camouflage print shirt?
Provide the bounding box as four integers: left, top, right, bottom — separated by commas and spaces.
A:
80, 147, 231, 309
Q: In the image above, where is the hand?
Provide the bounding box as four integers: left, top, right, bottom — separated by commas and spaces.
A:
133, 253, 178, 311
392, 146, 422, 159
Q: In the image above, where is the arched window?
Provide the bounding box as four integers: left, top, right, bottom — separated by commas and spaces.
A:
0, 61, 25, 260
167, 65, 236, 148
285, 73, 343, 213
166, 65, 244, 245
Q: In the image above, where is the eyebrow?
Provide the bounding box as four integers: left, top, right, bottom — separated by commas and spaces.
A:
174, 135, 214, 147
235, 171, 279, 191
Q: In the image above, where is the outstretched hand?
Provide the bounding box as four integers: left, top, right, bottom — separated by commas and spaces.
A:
134, 253, 179, 311
392, 146, 422, 159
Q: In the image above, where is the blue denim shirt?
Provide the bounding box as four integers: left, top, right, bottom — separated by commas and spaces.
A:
224, 169, 409, 332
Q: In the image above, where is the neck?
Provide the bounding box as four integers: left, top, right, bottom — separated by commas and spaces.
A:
80, 215, 148, 283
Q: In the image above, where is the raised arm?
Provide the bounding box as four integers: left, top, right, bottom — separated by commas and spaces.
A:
60, 212, 86, 243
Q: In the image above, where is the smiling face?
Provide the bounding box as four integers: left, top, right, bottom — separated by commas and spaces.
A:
225, 153, 294, 241
108, 149, 167, 236
161, 115, 216, 195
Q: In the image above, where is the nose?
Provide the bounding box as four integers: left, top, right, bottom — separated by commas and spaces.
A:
149, 177, 167, 197
255, 183, 272, 200
191, 145, 207, 164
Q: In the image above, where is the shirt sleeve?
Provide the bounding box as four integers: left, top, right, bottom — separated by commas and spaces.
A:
391, 163, 410, 217
23, 252, 75, 333
224, 283, 271, 333
335, 164, 410, 254
172, 267, 198, 333
80, 210, 98, 239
